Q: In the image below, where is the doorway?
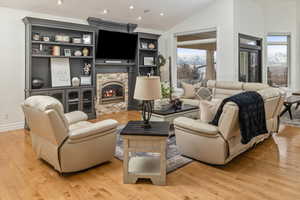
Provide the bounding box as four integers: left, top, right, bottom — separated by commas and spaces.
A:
239, 34, 262, 83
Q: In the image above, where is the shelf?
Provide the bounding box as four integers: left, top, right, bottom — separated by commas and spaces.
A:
32, 55, 93, 59
96, 62, 136, 66
139, 48, 157, 52
32, 41, 94, 47
30, 86, 93, 92
139, 65, 157, 68
128, 156, 160, 176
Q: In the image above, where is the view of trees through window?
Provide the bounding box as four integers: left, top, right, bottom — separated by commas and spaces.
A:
177, 48, 207, 87
267, 35, 289, 87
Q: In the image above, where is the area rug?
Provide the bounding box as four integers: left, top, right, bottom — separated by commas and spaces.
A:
114, 126, 193, 173
280, 106, 300, 127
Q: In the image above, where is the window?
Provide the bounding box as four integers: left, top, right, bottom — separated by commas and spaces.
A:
177, 48, 207, 86
266, 35, 290, 87
176, 31, 217, 87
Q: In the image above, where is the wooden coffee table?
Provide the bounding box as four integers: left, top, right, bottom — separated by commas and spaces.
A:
151, 104, 199, 124
280, 96, 300, 120
120, 121, 169, 185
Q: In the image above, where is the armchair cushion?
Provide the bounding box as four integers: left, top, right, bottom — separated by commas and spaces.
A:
23, 95, 69, 128
69, 119, 118, 140
65, 111, 88, 125
174, 117, 219, 136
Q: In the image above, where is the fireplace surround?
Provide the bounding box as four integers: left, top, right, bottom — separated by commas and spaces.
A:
96, 73, 128, 115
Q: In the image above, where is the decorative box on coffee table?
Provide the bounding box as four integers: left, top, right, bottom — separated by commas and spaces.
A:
120, 121, 169, 185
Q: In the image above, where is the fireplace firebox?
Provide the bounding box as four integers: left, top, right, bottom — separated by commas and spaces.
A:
100, 81, 125, 104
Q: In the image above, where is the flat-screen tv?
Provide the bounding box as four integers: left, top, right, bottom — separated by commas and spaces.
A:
96, 30, 138, 60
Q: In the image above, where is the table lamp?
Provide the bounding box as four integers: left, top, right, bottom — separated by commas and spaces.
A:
134, 76, 162, 128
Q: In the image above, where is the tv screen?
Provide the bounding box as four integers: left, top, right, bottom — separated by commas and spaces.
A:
96, 30, 137, 60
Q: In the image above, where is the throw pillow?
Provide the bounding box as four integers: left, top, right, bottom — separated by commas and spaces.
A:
196, 87, 212, 101
199, 99, 222, 123
181, 82, 196, 99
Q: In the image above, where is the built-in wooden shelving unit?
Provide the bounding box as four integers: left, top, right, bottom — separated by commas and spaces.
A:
23, 17, 96, 119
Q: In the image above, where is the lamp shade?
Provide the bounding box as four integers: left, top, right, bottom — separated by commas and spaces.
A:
134, 76, 162, 100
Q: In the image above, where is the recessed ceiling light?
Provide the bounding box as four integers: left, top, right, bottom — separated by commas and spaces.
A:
160, 13, 164, 16
137, 16, 142, 20
103, 9, 109, 14
57, 0, 63, 5
129, 5, 134, 10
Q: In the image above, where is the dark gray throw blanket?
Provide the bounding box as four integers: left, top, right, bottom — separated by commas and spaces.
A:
211, 91, 268, 144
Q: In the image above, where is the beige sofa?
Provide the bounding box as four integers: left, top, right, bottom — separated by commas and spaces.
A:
174, 81, 284, 165
22, 96, 118, 173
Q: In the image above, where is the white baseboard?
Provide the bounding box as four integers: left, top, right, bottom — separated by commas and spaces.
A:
0, 121, 24, 133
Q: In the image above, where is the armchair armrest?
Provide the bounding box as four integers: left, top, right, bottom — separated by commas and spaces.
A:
69, 119, 118, 140
174, 117, 219, 136
65, 111, 88, 125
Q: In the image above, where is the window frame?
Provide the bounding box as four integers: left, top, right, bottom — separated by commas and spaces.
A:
265, 33, 291, 87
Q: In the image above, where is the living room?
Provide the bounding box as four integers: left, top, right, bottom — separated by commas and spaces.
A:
0, 0, 300, 199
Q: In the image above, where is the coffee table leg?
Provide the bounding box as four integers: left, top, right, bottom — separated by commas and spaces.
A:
280, 104, 289, 117
123, 138, 130, 184
288, 106, 293, 120
296, 103, 300, 110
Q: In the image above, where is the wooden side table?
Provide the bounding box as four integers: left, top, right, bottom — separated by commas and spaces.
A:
120, 121, 169, 185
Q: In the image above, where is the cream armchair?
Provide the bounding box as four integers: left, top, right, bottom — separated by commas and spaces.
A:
22, 96, 118, 173
174, 87, 284, 165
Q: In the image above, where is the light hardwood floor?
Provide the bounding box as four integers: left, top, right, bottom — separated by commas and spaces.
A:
1, 111, 300, 200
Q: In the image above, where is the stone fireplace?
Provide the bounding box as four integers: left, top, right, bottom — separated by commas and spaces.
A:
96, 73, 128, 116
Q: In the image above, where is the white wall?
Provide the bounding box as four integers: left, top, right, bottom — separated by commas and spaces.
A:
233, 0, 265, 82
0, 7, 161, 132
160, 0, 235, 86
263, 0, 298, 89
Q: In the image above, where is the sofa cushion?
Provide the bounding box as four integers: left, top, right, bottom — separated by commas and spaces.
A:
181, 82, 195, 98
196, 87, 212, 101
243, 83, 269, 91
174, 117, 219, 136
181, 82, 202, 98
215, 81, 243, 90
214, 88, 243, 99
199, 99, 222, 123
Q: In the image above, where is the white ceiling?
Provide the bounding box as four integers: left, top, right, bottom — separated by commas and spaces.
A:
0, 0, 213, 31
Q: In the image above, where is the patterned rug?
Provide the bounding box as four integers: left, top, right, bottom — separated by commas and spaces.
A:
280, 106, 300, 127
114, 126, 193, 173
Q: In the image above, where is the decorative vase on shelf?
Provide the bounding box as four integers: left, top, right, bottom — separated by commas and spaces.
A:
82, 48, 89, 56
52, 46, 60, 56
72, 77, 80, 87
74, 50, 82, 56
32, 78, 44, 89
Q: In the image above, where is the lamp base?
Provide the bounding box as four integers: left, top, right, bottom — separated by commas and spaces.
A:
142, 121, 152, 129
141, 100, 153, 129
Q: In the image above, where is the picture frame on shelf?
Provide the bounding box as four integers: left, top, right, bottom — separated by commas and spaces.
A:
51, 58, 71, 87
141, 42, 148, 49
55, 35, 70, 43
72, 37, 82, 44
80, 76, 92, 85
144, 57, 154, 66
64, 49, 72, 56
83, 34, 92, 44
